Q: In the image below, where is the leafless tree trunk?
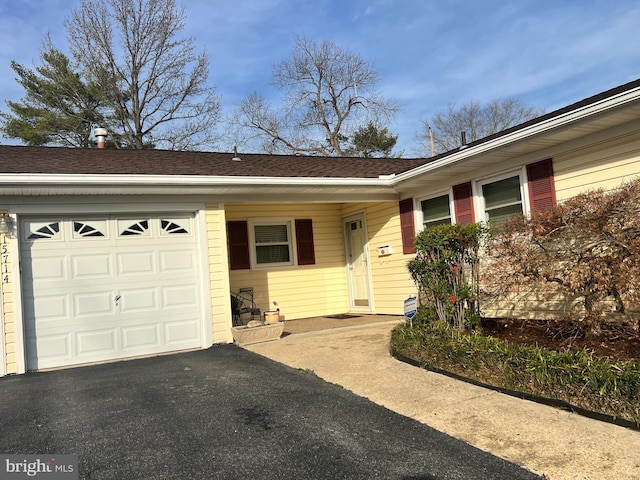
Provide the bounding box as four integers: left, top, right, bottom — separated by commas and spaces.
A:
66, 0, 220, 150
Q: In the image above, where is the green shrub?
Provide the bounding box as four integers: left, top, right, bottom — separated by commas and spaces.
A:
407, 223, 489, 330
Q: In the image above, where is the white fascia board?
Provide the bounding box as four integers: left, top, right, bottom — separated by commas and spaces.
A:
0, 173, 395, 187
390, 86, 640, 185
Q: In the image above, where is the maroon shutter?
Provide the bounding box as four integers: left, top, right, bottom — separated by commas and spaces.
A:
399, 198, 416, 254
527, 159, 556, 212
227, 221, 250, 270
453, 182, 475, 224
295, 219, 316, 265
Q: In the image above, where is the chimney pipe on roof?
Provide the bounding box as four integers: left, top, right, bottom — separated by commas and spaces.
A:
429, 127, 435, 157
94, 128, 108, 149
232, 146, 241, 161
459, 131, 468, 150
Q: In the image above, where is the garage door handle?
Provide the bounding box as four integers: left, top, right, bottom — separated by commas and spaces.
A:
115, 294, 121, 305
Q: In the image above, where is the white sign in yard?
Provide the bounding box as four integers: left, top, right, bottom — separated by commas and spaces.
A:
404, 296, 417, 319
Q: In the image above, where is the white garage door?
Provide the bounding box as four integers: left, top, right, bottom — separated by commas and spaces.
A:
21, 214, 204, 370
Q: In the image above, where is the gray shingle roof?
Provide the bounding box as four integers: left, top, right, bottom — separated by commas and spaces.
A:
0, 146, 431, 178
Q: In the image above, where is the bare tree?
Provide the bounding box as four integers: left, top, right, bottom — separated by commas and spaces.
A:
417, 98, 543, 155
232, 36, 398, 156
66, 0, 220, 150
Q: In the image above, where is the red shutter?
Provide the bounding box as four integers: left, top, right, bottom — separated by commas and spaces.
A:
295, 219, 316, 265
227, 221, 250, 270
453, 182, 475, 225
527, 159, 556, 212
399, 198, 416, 254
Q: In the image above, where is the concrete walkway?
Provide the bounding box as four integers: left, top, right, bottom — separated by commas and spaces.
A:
244, 318, 640, 480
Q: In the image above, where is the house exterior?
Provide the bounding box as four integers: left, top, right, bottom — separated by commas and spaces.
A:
1, 78, 639, 376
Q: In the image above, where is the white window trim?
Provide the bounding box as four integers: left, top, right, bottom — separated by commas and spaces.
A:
475, 169, 529, 223
248, 218, 297, 269
416, 190, 454, 231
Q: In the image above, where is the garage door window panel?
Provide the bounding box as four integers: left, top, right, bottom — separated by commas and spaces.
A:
160, 219, 190, 235
73, 220, 107, 238
119, 220, 150, 237
26, 221, 62, 240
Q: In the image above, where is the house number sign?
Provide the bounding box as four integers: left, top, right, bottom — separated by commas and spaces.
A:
1, 240, 8, 284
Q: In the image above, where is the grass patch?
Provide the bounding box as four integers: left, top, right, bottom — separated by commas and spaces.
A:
391, 317, 640, 426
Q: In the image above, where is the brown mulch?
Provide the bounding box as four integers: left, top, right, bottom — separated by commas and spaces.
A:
481, 318, 640, 363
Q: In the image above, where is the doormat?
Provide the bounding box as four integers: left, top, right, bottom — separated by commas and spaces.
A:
325, 314, 362, 320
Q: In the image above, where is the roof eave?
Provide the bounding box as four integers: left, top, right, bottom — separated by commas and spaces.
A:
0, 173, 400, 202
391, 84, 640, 185
0, 173, 395, 187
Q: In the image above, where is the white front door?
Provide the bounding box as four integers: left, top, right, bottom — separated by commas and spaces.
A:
21, 214, 204, 370
344, 215, 371, 310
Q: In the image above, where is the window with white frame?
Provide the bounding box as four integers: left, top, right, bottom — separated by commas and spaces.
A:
481, 174, 523, 224
251, 221, 293, 266
420, 194, 452, 229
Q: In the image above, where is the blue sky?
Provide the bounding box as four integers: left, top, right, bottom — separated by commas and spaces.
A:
1, 0, 639, 156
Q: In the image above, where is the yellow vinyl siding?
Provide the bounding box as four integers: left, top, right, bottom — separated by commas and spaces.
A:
482, 284, 572, 321
205, 205, 233, 343
1, 233, 16, 374
226, 204, 348, 320
342, 202, 417, 315
554, 130, 640, 200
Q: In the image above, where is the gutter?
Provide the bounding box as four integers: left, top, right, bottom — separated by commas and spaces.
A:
0, 173, 397, 187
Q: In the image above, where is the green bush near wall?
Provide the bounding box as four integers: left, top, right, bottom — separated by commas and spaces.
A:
390, 314, 640, 426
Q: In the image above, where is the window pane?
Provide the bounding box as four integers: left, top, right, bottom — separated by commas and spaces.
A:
254, 224, 288, 243
256, 245, 290, 264
424, 218, 452, 229
486, 204, 523, 224
421, 195, 451, 223
483, 176, 521, 209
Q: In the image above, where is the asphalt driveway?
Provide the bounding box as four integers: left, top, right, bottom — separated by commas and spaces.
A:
0, 346, 541, 480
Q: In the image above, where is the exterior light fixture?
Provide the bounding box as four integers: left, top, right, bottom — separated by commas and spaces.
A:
0, 213, 12, 235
